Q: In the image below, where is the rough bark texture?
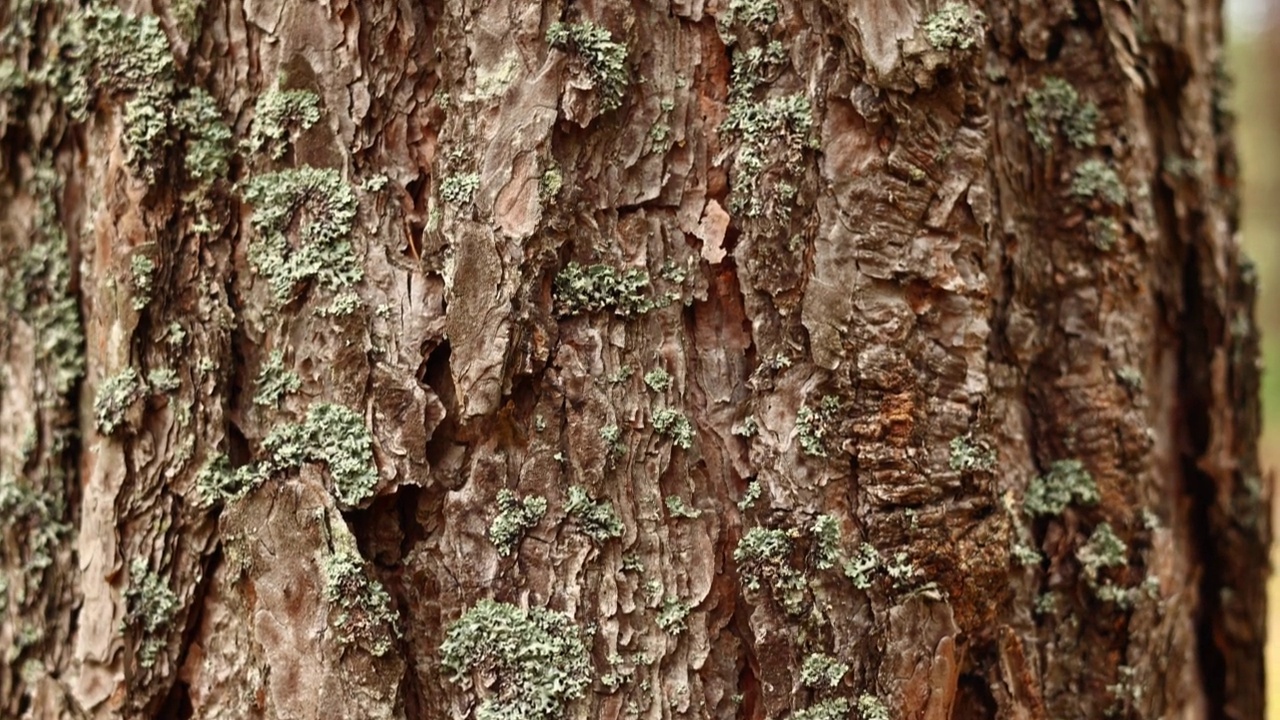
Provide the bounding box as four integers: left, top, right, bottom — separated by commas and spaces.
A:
0, 0, 1267, 719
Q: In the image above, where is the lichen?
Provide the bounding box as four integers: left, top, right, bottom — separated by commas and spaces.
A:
176, 88, 232, 183
800, 653, 848, 689
62, 6, 176, 118
1088, 216, 1122, 251
1012, 542, 1043, 566
1025, 77, 1100, 149
322, 540, 400, 656
792, 699, 851, 720
810, 514, 840, 570
656, 597, 691, 634
248, 86, 321, 159
147, 367, 180, 393
253, 350, 301, 406
546, 21, 628, 111
738, 480, 762, 510
242, 167, 362, 304
193, 453, 253, 508
1070, 159, 1126, 205
599, 424, 626, 459
123, 558, 177, 669
923, 2, 983, 51
651, 408, 694, 449
795, 396, 838, 457
440, 173, 480, 205
726, 0, 780, 27
440, 599, 590, 720
489, 489, 548, 556
665, 495, 701, 519
565, 485, 624, 541
844, 543, 881, 590
643, 368, 672, 393
260, 403, 378, 508
722, 93, 814, 217
1077, 522, 1128, 588
735, 526, 807, 612
129, 254, 155, 311
1025, 459, 1100, 516
857, 694, 891, 720
553, 262, 653, 317
94, 367, 144, 435
949, 435, 995, 472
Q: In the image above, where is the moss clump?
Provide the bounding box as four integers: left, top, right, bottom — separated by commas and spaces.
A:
651, 408, 694, 449
810, 514, 840, 570
248, 86, 321, 159
440, 173, 480, 205
546, 21, 628, 111
565, 485, 624, 541
857, 694, 891, 720
94, 367, 144, 435
843, 542, 881, 589
800, 652, 848, 689
123, 558, 178, 669
1071, 159, 1126, 205
923, 2, 983, 50
253, 350, 301, 406
722, 94, 814, 218
643, 368, 672, 392
1025, 459, 1100, 516
440, 599, 591, 720
1025, 77, 1100, 149
242, 167, 362, 304
665, 495, 701, 519
792, 699, 851, 720
176, 88, 232, 183
261, 403, 378, 508
489, 489, 548, 556
949, 435, 995, 472
553, 262, 652, 317
129, 254, 155, 310
322, 542, 400, 656
656, 597, 692, 634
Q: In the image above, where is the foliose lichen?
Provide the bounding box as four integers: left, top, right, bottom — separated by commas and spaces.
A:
599, 424, 626, 459
656, 597, 692, 634
546, 21, 628, 111
248, 86, 321, 159
489, 489, 548, 556
665, 495, 701, 519
1070, 159, 1126, 205
553, 262, 653, 317
253, 349, 301, 406
129, 254, 155, 311
857, 694, 891, 720
923, 2, 983, 51
94, 367, 144, 435
722, 93, 814, 218
1076, 522, 1128, 588
260, 403, 378, 508
1025, 77, 1100, 149
192, 453, 253, 508
651, 408, 694, 449
800, 652, 849, 689
792, 699, 851, 720
565, 485, 624, 541
643, 368, 672, 393
242, 167, 362, 305
844, 542, 881, 589
440, 173, 480, 205
737, 480, 762, 510
949, 435, 995, 472
176, 88, 232, 183
440, 599, 590, 720
147, 367, 180, 393
123, 558, 177, 668
322, 541, 400, 656
795, 396, 838, 457
725, 0, 780, 27
1024, 459, 1100, 516
810, 514, 840, 570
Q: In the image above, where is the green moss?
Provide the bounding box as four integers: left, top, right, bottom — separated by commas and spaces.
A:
440, 599, 590, 720
923, 2, 982, 50
322, 541, 400, 656
1025, 77, 1099, 149
643, 368, 672, 392
546, 21, 628, 112
123, 558, 177, 669
792, 699, 851, 720
565, 486, 624, 541
261, 403, 378, 508
1071, 159, 1126, 204
553, 262, 653, 317
949, 435, 995, 472
176, 88, 232, 183
440, 172, 480, 205
810, 514, 840, 570
147, 367, 180, 393
1025, 459, 1099, 516
665, 495, 701, 519
651, 408, 694, 449
129, 254, 155, 310
800, 653, 848, 689
94, 367, 144, 435
857, 694, 891, 720
489, 489, 548, 556
242, 167, 362, 304
248, 86, 321, 159
253, 350, 301, 406
722, 94, 814, 217
656, 597, 691, 634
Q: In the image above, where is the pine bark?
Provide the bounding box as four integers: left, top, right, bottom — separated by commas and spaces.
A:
0, 0, 1267, 718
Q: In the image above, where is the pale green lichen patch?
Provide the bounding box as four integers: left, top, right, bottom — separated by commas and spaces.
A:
261, 403, 378, 508
489, 489, 548, 556
599, 424, 626, 459
242, 167, 362, 304
248, 86, 321, 159
1071, 159, 1126, 204
176, 88, 232, 183
440, 599, 590, 720
123, 96, 171, 180
123, 558, 178, 669
722, 94, 814, 217
565, 485, 624, 541
793, 698, 851, 720
94, 367, 144, 435
857, 694, 891, 720
1025, 459, 1100, 516
1012, 542, 1042, 566
546, 21, 628, 111
1088, 216, 1122, 251
643, 368, 672, 392
193, 453, 253, 508
63, 6, 176, 117
129, 254, 155, 310
726, 0, 780, 27
800, 652, 848, 689
737, 480, 762, 510
795, 396, 838, 457
665, 495, 701, 518
949, 435, 995, 472
253, 350, 300, 406
735, 526, 806, 612
651, 408, 694, 449
1076, 522, 1128, 587
553, 262, 653, 317
1025, 77, 1100, 149
923, 2, 983, 51
0, 473, 69, 576
844, 542, 881, 589
322, 544, 400, 656
656, 597, 692, 634
810, 514, 840, 570
147, 367, 180, 393
440, 173, 480, 205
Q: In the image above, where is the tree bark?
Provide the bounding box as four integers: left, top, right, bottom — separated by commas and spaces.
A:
0, 0, 1267, 718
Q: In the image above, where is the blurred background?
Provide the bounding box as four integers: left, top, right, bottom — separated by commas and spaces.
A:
1227, 0, 1280, 714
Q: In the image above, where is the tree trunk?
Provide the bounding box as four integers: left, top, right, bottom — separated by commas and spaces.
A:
0, 0, 1266, 718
